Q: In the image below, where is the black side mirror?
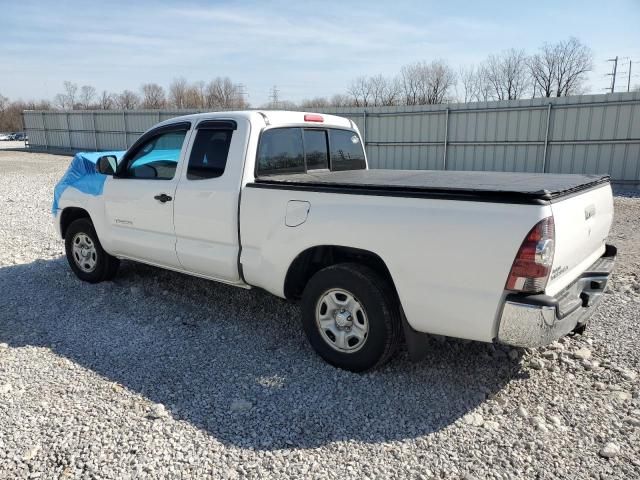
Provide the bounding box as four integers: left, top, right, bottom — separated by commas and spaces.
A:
96, 155, 117, 175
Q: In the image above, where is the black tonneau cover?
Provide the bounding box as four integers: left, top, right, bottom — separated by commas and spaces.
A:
252, 170, 610, 204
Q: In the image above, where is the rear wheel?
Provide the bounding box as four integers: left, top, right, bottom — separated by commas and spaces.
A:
65, 218, 119, 283
301, 263, 402, 372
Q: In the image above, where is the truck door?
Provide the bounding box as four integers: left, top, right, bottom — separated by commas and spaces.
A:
102, 123, 191, 268
173, 119, 246, 284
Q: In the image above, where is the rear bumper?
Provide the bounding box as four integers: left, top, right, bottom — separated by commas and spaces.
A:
497, 244, 616, 348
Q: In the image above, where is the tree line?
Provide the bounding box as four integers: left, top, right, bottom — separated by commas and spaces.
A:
345, 37, 595, 107
50, 77, 249, 111
1, 37, 636, 132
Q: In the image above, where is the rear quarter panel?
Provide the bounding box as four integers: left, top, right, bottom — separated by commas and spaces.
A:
240, 187, 550, 342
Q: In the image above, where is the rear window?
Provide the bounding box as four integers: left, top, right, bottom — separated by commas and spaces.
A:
329, 129, 366, 171
257, 128, 305, 175
257, 127, 365, 176
303, 129, 329, 170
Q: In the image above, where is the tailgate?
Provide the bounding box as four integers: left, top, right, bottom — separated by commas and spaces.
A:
545, 184, 614, 296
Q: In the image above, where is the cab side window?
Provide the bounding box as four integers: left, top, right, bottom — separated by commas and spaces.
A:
187, 129, 233, 180
125, 130, 187, 180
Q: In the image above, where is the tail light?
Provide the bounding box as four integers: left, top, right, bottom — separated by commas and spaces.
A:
304, 114, 324, 122
506, 217, 555, 293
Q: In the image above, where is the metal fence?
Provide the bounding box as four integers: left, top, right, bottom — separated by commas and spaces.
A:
23, 92, 640, 184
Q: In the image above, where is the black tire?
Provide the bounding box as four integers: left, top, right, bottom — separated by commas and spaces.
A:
301, 263, 402, 372
65, 218, 120, 283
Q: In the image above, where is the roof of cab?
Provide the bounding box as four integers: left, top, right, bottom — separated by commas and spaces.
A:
154, 110, 354, 130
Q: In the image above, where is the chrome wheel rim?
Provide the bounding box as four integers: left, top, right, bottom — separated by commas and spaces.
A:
315, 288, 368, 353
71, 233, 98, 273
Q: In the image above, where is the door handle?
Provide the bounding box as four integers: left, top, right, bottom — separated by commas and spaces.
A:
154, 193, 173, 203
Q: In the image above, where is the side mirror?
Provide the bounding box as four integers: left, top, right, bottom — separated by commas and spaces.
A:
96, 155, 117, 175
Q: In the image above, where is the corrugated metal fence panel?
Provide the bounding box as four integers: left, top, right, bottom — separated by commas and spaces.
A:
22, 92, 640, 183
69, 131, 95, 150
95, 112, 125, 133
27, 129, 47, 147
96, 132, 126, 151
42, 112, 67, 131
67, 112, 94, 131
126, 112, 159, 133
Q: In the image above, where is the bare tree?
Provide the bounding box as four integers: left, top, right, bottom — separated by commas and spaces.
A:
329, 93, 353, 107
0, 96, 52, 131
54, 81, 79, 109
399, 60, 456, 105
140, 83, 166, 108
115, 90, 140, 110
184, 81, 205, 108
553, 38, 593, 97
78, 85, 96, 109
425, 60, 456, 104
64, 81, 78, 107
53, 94, 67, 110
529, 38, 592, 97
97, 91, 115, 109
347, 76, 374, 107
169, 77, 189, 108
204, 77, 247, 109
0, 93, 9, 112
482, 49, 530, 100
300, 97, 330, 109
528, 46, 556, 97
368, 74, 401, 106
400, 63, 421, 105
277, 100, 298, 110
459, 66, 480, 103
459, 66, 494, 102
0, 96, 23, 131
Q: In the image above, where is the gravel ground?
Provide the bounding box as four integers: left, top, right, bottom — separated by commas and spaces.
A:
0, 150, 639, 479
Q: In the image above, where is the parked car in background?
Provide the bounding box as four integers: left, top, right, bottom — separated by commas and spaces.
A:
12, 133, 26, 141
52, 110, 616, 371
0, 133, 12, 141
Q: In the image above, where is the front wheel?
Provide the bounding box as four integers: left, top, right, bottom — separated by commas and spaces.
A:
65, 218, 119, 283
301, 263, 402, 372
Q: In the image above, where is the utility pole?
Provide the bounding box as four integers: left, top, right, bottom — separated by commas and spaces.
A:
628, 60, 632, 93
269, 85, 279, 109
606, 56, 619, 93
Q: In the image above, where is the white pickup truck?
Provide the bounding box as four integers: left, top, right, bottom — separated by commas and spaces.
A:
53, 111, 616, 371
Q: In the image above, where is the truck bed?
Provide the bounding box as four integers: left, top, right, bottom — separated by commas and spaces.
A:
252, 170, 610, 204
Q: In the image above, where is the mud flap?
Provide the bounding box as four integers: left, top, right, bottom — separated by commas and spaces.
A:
401, 309, 430, 362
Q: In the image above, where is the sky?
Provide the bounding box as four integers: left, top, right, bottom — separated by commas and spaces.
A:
1, 0, 639, 106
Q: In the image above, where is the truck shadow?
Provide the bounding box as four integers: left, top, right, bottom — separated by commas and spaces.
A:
0, 258, 522, 450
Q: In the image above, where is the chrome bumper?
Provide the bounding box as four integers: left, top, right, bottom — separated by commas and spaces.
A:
497, 244, 616, 348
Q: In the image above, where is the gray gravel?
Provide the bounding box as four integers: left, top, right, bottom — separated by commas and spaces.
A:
1, 150, 639, 479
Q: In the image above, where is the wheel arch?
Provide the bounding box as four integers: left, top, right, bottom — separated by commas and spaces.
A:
60, 207, 92, 239
283, 245, 398, 301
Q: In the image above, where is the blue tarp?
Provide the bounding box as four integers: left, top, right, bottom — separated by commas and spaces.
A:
52, 151, 125, 215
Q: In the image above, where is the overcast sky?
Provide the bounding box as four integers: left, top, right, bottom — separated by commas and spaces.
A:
1, 0, 639, 105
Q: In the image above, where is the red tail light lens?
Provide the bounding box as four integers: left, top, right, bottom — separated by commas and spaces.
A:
506, 217, 555, 293
304, 114, 324, 122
